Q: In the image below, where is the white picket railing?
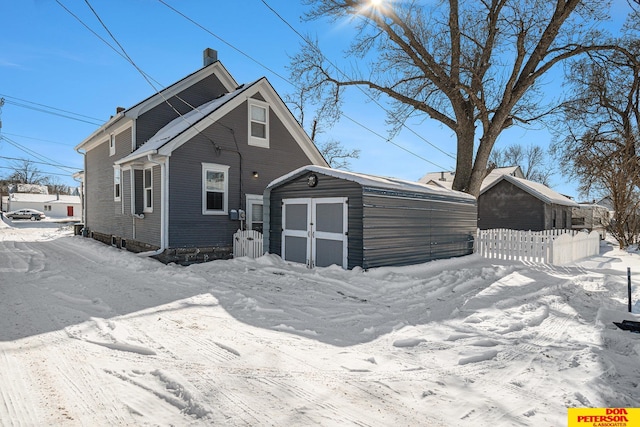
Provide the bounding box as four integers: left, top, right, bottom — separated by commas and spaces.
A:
476, 229, 600, 265
233, 229, 264, 259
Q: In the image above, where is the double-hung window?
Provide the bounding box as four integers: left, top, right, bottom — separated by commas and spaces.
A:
202, 163, 229, 215
248, 99, 269, 148
114, 167, 121, 201
143, 167, 153, 212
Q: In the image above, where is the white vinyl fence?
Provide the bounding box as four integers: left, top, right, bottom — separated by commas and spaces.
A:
475, 229, 600, 265
233, 229, 264, 259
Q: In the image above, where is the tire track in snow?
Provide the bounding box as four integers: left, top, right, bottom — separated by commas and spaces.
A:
0, 345, 45, 426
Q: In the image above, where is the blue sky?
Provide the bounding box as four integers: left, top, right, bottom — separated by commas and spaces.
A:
0, 0, 633, 197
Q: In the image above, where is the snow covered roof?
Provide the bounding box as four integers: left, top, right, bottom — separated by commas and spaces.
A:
419, 166, 524, 190
267, 165, 476, 201
418, 170, 456, 184
481, 174, 578, 207
9, 193, 81, 204
116, 81, 259, 165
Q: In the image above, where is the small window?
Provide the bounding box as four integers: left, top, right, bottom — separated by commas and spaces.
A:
143, 167, 152, 212
248, 100, 269, 148
202, 163, 229, 215
114, 168, 121, 201
109, 134, 116, 156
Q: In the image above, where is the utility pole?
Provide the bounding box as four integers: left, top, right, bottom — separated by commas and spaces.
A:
0, 97, 5, 212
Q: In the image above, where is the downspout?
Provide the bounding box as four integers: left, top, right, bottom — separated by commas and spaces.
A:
137, 154, 167, 257
74, 147, 87, 226
262, 186, 271, 256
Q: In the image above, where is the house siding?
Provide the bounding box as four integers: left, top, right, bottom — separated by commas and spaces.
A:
268, 172, 364, 269
167, 98, 316, 249
544, 204, 573, 230
135, 74, 229, 148
478, 179, 546, 230
85, 127, 133, 238
361, 191, 476, 269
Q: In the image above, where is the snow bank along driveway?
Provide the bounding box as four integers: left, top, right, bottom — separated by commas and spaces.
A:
0, 223, 638, 426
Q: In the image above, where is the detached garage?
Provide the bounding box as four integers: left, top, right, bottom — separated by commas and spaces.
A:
264, 165, 477, 270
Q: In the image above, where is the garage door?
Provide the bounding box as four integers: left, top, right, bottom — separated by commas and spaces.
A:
282, 197, 347, 268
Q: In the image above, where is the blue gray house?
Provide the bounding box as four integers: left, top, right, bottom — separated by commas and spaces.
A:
75, 49, 327, 263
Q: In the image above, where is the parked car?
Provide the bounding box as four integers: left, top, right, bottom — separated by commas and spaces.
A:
5, 209, 46, 221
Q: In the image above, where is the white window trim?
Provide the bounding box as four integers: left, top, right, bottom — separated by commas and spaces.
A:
109, 134, 116, 156
248, 99, 269, 148
143, 167, 153, 213
246, 194, 263, 230
114, 166, 121, 201
202, 163, 229, 215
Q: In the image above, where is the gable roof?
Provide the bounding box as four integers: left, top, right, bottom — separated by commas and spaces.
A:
117, 77, 327, 167
124, 61, 237, 119
75, 61, 237, 152
267, 165, 476, 201
481, 174, 578, 207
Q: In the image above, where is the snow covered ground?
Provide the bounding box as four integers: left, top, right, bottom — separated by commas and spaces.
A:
1, 219, 639, 426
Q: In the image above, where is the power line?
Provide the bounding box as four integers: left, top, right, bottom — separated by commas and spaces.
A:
156, 0, 291, 85
71, 0, 224, 151
158, 0, 451, 171
0, 155, 78, 170
1, 132, 75, 147
0, 94, 104, 124
0, 135, 79, 173
0, 165, 75, 178
259, 0, 457, 164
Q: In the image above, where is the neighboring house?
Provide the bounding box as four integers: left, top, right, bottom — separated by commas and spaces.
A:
420, 166, 525, 190
6, 193, 81, 219
420, 166, 578, 231
265, 165, 477, 269
478, 175, 578, 230
75, 48, 327, 264
572, 203, 610, 239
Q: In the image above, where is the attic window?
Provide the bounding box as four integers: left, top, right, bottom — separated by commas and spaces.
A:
248, 99, 269, 148
109, 134, 116, 156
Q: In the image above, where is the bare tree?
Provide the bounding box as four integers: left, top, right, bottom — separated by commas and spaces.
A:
489, 143, 554, 186
553, 30, 640, 247
7, 160, 45, 185
291, 0, 622, 196
43, 176, 72, 195
286, 87, 360, 169
316, 139, 361, 170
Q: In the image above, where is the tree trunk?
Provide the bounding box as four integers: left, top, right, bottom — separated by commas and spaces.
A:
451, 121, 475, 193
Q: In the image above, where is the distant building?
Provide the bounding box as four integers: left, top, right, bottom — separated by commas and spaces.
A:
420, 166, 579, 231
6, 193, 81, 219
572, 203, 610, 239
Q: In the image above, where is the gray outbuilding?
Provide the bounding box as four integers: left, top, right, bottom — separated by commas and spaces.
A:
264, 165, 477, 270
